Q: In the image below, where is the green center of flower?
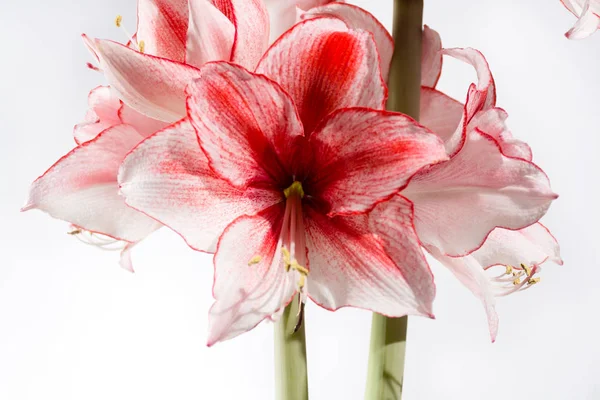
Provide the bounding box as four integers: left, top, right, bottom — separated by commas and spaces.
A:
283, 181, 304, 199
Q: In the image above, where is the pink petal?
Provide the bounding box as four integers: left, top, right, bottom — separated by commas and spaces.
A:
565, 0, 600, 39
304, 196, 435, 317
24, 124, 161, 242
223, 0, 270, 70
306, 108, 448, 215
256, 18, 386, 134
296, 0, 339, 10
83, 35, 202, 122
303, 3, 394, 81
405, 129, 557, 257
421, 25, 442, 88
263, 0, 298, 43
561, 0, 583, 15
469, 108, 532, 161
419, 87, 463, 147
118, 105, 169, 138
186, 62, 304, 188
208, 204, 296, 345
136, 0, 189, 61
185, 0, 235, 68
73, 86, 122, 144
118, 118, 282, 253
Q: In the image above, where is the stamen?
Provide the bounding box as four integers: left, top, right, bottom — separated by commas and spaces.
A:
248, 255, 262, 266
113, 15, 142, 52
520, 263, 532, 276
115, 15, 123, 28
138, 40, 145, 53
505, 265, 513, 275
486, 262, 543, 296
527, 277, 541, 285
513, 277, 521, 286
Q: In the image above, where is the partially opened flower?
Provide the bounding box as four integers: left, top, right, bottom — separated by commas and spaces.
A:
561, 0, 600, 39
119, 56, 448, 344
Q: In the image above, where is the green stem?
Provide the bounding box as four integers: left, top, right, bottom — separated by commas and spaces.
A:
365, 1, 423, 399
274, 295, 308, 400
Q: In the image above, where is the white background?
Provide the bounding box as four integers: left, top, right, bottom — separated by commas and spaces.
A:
1, 0, 599, 399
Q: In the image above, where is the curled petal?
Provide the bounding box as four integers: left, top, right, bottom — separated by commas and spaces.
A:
118, 118, 282, 252
136, 0, 189, 61
187, 62, 304, 188
224, 0, 270, 69
305, 196, 435, 317
419, 87, 463, 147
305, 108, 448, 215
303, 3, 394, 81
74, 86, 122, 144
421, 25, 442, 88
565, 0, 600, 39
208, 204, 296, 345
405, 130, 557, 257
185, 0, 235, 68
24, 124, 161, 242
256, 18, 386, 134
83, 36, 202, 122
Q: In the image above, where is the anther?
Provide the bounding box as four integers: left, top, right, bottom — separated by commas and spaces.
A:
115, 15, 123, 28
505, 265, 513, 275
248, 255, 262, 266
527, 277, 541, 285
68, 229, 81, 235
513, 277, 521, 286
520, 263, 532, 276
138, 40, 145, 53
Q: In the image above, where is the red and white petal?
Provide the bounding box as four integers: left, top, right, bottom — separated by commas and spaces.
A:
469, 108, 532, 161
83, 36, 202, 122
469, 223, 563, 269
118, 118, 282, 253
296, 0, 339, 10
304, 196, 435, 318
429, 246, 499, 341
223, 0, 270, 70
185, 0, 235, 68
419, 87, 463, 147
118, 104, 169, 138
256, 18, 386, 134
565, 1, 600, 39
306, 108, 447, 215
303, 3, 394, 81
74, 86, 122, 144
187, 62, 304, 188
24, 124, 161, 242
208, 204, 296, 345
136, 0, 189, 61
405, 130, 557, 257
421, 25, 442, 88
263, 0, 298, 43
562, 0, 584, 15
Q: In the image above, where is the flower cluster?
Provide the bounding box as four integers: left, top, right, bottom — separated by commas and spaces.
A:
24, 0, 561, 344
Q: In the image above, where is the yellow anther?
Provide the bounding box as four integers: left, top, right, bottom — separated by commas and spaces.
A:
281, 247, 291, 271
138, 40, 145, 53
68, 229, 81, 235
505, 265, 513, 275
513, 277, 521, 286
292, 263, 309, 276
298, 274, 306, 289
247, 255, 262, 266
513, 271, 524, 277
527, 277, 541, 285
283, 181, 304, 198
115, 15, 123, 28
520, 263, 532, 276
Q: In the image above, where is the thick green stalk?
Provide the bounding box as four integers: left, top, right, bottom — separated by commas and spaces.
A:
274, 296, 308, 400
365, 1, 423, 399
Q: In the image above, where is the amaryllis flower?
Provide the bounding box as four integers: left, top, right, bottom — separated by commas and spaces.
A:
118, 21, 449, 343
561, 0, 600, 39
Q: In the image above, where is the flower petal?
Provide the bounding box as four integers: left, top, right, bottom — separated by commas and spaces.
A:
296, 0, 339, 10
74, 86, 122, 144
305, 108, 448, 215
256, 18, 386, 134
136, 0, 189, 61
225, 0, 270, 69
263, 0, 298, 43
419, 87, 463, 146
421, 25, 442, 88
208, 204, 296, 345
118, 118, 282, 252
565, 0, 600, 39
304, 196, 435, 317
185, 0, 235, 68
469, 108, 532, 161
186, 62, 304, 188
24, 124, 161, 242
303, 3, 394, 81
405, 129, 557, 257
83, 36, 202, 122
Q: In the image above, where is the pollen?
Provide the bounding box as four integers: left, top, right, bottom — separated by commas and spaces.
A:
68, 229, 82, 235
138, 40, 145, 53
520, 263, 532, 276
247, 255, 262, 266
115, 15, 123, 28
513, 277, 521, 286
283, 181, 304, 199
505, 265, 513, 275
527, 277, 541, 285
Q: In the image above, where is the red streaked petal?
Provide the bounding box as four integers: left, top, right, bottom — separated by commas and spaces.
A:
303, 3, 394, 81
256, 18, 386, 134
305, 108, 448, 215
136, 0, 189, 61
305, 196, 435, 317
187, 62, 304, 188
185, 0, 235, 68
24, 124, 161, 242
421, 25, 442, 88
118, 118, 282, 253
565, 1, 600, 39
405, 130, 557, 257
84, 36, 202, 122
419, 87, 463, 147
208, 204, 296, 345
74, 86, 122, 144
227, 0, 270, 69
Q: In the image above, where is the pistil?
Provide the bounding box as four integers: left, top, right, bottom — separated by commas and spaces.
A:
281, 181, 309, 295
